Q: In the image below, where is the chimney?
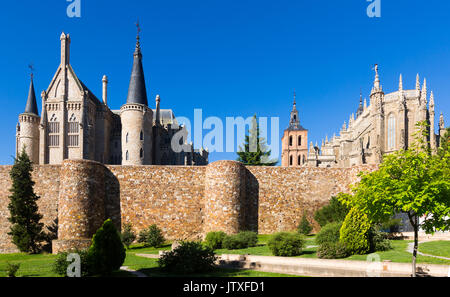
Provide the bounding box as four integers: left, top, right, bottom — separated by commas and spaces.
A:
102, 75, 108, 105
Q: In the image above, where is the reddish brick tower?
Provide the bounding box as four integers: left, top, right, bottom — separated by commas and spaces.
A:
281, 92, 308, 167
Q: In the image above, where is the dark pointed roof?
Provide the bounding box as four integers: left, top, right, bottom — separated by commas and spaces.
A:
126, 35, 148, 106
24, 76, 39, 115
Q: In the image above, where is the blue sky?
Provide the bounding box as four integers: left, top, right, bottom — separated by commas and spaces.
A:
0, 0, 449, 164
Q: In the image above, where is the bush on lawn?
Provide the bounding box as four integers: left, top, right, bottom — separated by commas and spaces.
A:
340, 208, 371, 255
267, 232, 305, 257
369, 228, 393, 252
6, 262, 20, 277
121, 223, 137, 249
158, 241, 216, 274
88, 219, 126, 276
297, 212, 313, 235
204, 231, 227, 250
53, 249, 92, 277
316, 221, 343, 245
221, 231, 258, 250
317, 242, 349, 259
138, 224, 165, 248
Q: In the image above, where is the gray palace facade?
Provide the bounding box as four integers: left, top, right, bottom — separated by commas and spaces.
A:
15, 32, 208, 166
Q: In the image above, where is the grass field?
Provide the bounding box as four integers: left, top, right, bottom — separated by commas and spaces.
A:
418, 241, 450, 259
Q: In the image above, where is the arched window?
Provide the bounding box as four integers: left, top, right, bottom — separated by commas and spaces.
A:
298, 155, 301, 166
68, 114, 79, 147
388, 114, 396, 150
140, 148, 143, 159
289, 136, 293, 146
302, 155, 306, 164
140, 131, 144, 141
289, 155, 293, 166
126, 151, 129, 161
48, 114, 60, 147
298, 136, 302, 146
126, 133, 129, 143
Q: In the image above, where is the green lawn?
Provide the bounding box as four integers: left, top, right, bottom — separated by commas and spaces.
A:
418, 241, 450, 259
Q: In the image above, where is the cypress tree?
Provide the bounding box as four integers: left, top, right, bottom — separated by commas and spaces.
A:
237, 115, 278, 166
7, 148, 45, 254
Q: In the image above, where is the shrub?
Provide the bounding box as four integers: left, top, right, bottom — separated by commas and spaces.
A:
158, 241, 216, 274
340, 208, 371, 255
138, 224, 165, 248
53, 249, 91, 277
121, 223, 136, 249
316, 221, 343, 245
317, 242, 349, 259
88, 219, 126, 276
369, 228, 392, 252
314, 195, 350, 227
297, 212, 313, 235
237, 231, 258, 248
204, 231, 227, 250
267, 232, 305, 257
222, 234, 247, 250
6, 263, 20, 277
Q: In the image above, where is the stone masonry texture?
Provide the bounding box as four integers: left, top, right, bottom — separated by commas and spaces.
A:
0, 160, 377, 253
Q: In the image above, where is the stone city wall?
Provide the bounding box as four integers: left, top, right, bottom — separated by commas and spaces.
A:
0, 159, 377, 253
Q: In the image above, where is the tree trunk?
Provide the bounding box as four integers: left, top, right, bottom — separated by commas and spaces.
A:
408, 212, 418, 277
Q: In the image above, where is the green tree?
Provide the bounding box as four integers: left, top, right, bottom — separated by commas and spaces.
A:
237, 115, 277, 166
121, 223, 137, 249
297, 212, 313, 235
7, 148, 45, 254
314, 194, 350, 227
339, 122, 450, 277
437, 127, 450, 159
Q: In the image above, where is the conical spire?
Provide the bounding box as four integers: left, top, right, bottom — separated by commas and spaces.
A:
24, 74, 39, 115
421, 78, 427, 105
126, 22, 148, 106
399, 74, 403, 91
429, 91, 435, 108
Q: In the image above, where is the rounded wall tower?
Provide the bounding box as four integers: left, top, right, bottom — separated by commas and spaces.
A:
53, 159, 106, 253
204, 161, 246, 235
17, 75, 40, 163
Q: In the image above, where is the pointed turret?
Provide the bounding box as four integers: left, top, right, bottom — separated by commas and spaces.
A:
356, 90, 364, 118
24, 75, 39, 115
288, 90, 305, 130
430, 91, 435, 108
421, 78, 428, 106
371, 64, 382, 94
399, 74, 403, 92
126, 25, 148, 106
416, 74, 421, 91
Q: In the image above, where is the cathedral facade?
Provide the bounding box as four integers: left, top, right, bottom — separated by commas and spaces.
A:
15, 32, 208, 166
307, 65, 447, 168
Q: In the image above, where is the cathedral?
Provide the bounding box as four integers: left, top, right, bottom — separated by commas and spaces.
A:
15, 32, 208, 166
283, 65, 447, 168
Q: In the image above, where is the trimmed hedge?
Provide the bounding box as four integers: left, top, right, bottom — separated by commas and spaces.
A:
317, 242, 349, 259
222, 231, 258, 250
267, 232, 305, 257
316, 221, 343, 245
204, 231, 227, 250
158, 241, 216, 274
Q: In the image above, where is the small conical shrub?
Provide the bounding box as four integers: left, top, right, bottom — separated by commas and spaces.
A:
88, 219, 126, 276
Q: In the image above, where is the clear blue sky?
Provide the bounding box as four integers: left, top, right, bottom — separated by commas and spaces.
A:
0, 0, 449, 165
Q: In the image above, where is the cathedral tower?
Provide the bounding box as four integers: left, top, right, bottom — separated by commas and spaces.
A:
281, 92, 308, 167
120, 26, 153, 165
17, 73, 40, 163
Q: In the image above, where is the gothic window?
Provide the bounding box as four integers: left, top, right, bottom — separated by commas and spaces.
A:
388, 114, 396, 150
289, 155, 293, 166
68, 114, 79, 147
48, 114, 60, 147
140, 131, 144, 141
140, 148, 143, 159
126, 133, 129, 143
298, 136, 302, 146
126, 151, 129, 161
297, 155, 301, 166
289, 136, 293, 146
